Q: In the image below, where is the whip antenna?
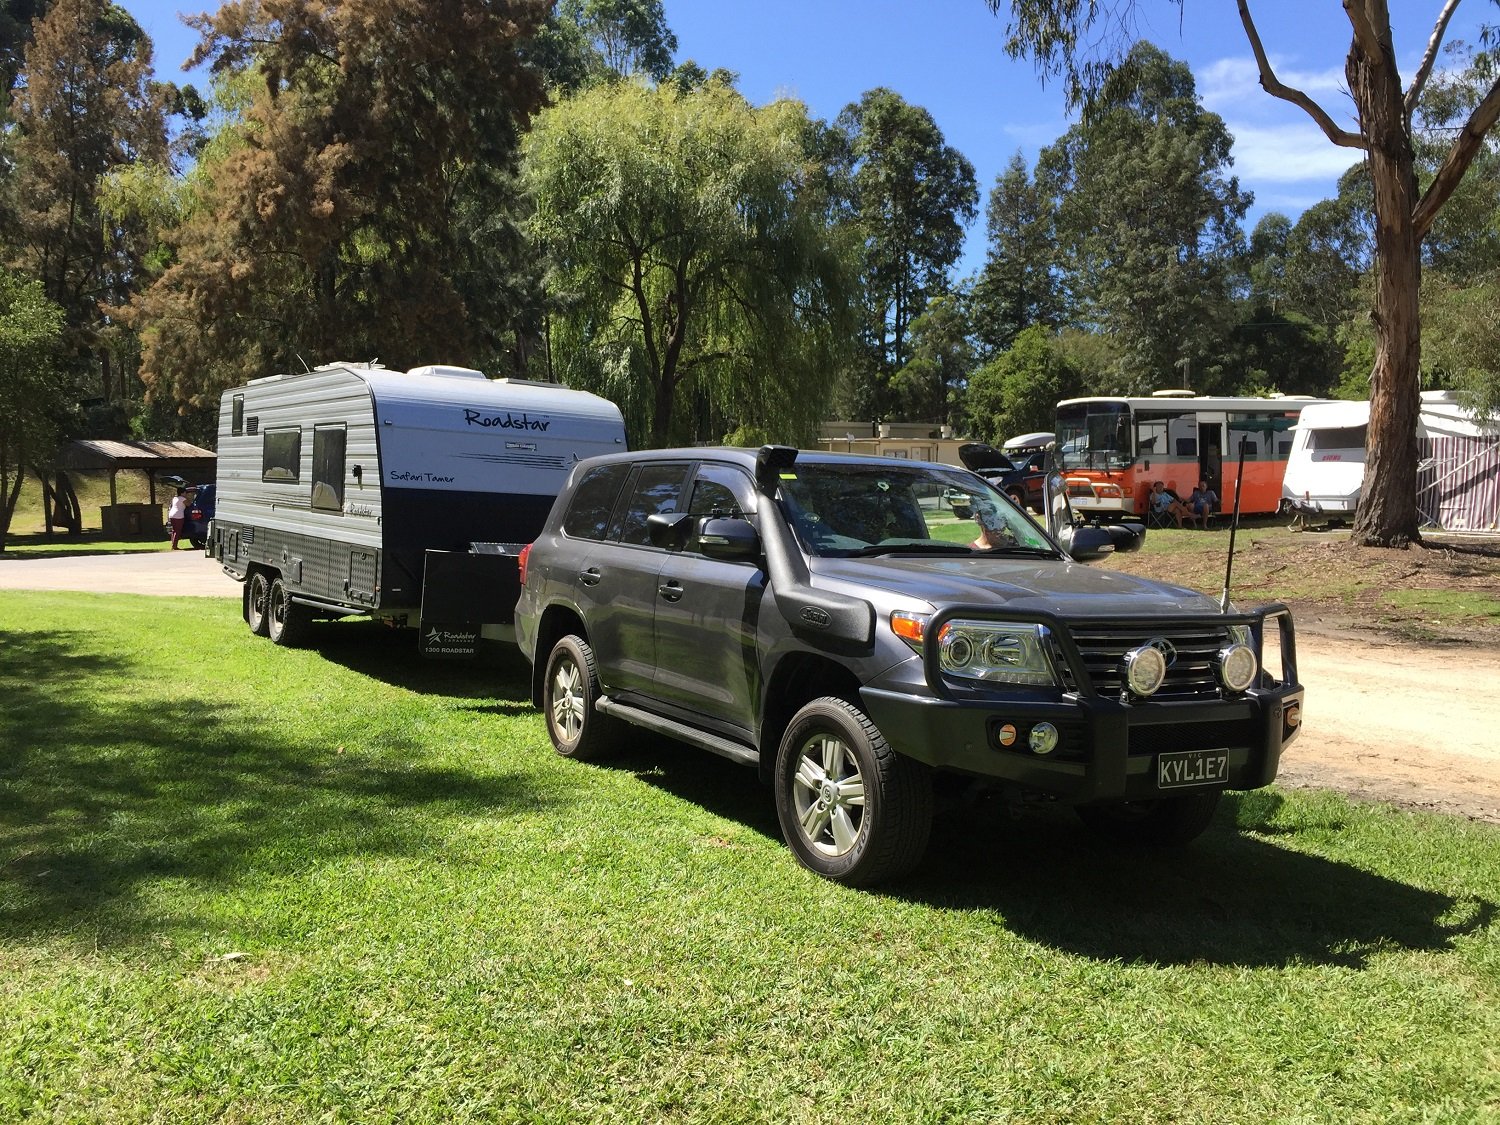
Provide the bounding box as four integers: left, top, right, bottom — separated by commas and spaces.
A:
1219, 435, 1249, 612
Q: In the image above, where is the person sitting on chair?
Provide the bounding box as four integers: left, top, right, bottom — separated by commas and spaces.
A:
1187, 479, 1219, 527
1149, 480, 1193, 528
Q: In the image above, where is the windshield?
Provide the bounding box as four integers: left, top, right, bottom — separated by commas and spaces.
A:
1055, 402, 1135, 471
774, 461, 1056, 559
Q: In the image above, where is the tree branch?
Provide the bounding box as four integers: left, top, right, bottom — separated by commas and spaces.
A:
1238, 0, 1367, 149
1406, 0, 1462, 117
1341, 0, 1387, 62
1413, 74, 1500, 239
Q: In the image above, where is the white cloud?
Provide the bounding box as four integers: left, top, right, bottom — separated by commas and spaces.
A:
1229, 122, 1365, 184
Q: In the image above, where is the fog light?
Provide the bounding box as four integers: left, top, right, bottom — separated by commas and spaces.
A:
1122, 645, 1168, 696
1029, 723, 1059, 755
1218, 643, 1258, 693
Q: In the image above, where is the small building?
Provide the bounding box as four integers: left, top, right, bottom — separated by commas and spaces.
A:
56, 439, 217, 538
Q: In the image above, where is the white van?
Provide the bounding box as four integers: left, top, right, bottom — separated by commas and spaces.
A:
211, 361, 626, 654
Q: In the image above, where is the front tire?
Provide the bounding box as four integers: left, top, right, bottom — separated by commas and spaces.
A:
542, 635, 619, 760
1075, 790, 1222, 846
267, 577, 311, 647
246, 571, 271, 637
774, 697, 932, 886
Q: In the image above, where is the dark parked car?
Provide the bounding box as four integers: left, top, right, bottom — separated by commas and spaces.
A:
958, 442, 1048, 511
514, 446, 1303, 886
182, 484, 215, 550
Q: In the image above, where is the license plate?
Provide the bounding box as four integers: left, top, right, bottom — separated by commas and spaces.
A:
1157, 749, 1229, 789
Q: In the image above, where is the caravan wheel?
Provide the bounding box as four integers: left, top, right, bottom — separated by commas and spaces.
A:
267, 577, 312, 647
246, 572, 271, 637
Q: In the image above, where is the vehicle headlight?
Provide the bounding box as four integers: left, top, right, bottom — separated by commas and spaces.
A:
936, 621, 1055, 686
1217, 643, 1258, 693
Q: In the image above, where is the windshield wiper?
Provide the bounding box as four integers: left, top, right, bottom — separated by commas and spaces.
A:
971, 545, 1060, 558
843, 542, 975, 557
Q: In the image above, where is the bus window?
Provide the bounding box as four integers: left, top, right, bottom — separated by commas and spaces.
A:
1056, 402, 1133, 470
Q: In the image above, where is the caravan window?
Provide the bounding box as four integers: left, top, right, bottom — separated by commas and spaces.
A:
231, 395, 244, 436
262, 429, 302, 483
1309, 425, 1367, 451
311, 426, 346, 512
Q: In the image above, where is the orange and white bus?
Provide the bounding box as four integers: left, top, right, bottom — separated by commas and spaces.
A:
1054, 392, 1329, 523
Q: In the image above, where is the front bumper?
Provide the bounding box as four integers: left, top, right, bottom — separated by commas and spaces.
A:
858, 605, 1303, 804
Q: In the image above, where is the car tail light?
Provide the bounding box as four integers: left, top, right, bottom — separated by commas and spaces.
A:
517, 543, 532, 586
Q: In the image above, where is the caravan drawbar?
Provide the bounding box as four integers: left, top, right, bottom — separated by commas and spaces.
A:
210, 362, 626, 655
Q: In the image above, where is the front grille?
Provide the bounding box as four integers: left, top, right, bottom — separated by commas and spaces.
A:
1064, 624, 1235, 701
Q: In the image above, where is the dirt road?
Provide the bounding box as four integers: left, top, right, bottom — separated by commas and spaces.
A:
2, 551, 1497, 823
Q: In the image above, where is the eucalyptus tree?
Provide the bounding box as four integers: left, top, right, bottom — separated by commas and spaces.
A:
128, 0, 550, 410
987, 0, 1500, 546
970, 152, 1064, 358
833, 88, 978, 419
7, 0, 166, 408
0, 269, 65, 551
1034, 41, 1249, 395
525, 80, 857, 447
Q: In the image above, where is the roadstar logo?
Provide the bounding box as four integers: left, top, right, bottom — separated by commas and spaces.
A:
463, 409, 550, 431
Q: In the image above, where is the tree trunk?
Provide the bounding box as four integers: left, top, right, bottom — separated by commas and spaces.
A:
1348, 10, 1423, 548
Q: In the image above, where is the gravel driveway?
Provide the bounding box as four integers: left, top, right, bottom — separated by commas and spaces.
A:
0, 549, 241, 597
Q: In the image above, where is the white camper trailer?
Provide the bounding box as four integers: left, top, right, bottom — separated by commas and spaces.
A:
1281, 391, 1500, 531
211, 362, 626, 654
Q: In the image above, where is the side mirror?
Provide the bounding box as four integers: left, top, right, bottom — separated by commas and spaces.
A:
1043, 471, 1076, 542
646, 511, 694, 550
1056, 525, 1116, 561
697, 517, 761, 562
1104, 522, 1146, 553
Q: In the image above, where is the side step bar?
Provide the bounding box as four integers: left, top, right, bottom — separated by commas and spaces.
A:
596, 697, 760, 768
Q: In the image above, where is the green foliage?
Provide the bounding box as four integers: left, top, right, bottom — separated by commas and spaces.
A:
1421, 276, 1500, 420
833, 88, 979, 418
966, 325, 1079, 441
0, 269, 66, 549
971, 152, 1064, 357
891, 292, 973, 429
526, 81, 858, 447
1036, 42, 1248, 393
129, 0, 551, 410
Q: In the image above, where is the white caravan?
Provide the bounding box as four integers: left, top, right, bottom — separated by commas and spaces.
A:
211, 362, 626, 655
1282, 391, 1500, 531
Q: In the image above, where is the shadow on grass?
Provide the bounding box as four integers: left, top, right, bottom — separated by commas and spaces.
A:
284, 618, 534, 706
0, 531, 168, 559
0, 628, 559, 943
606, 741, 1493, 970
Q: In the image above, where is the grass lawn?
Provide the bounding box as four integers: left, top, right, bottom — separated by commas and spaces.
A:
1, 591, 1498, 1122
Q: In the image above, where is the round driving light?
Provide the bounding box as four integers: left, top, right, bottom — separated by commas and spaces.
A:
1122, 645, 1168, 696
940, 631, 974, 669
1218, 643, 1258, 693
1029, 723, 1059, 755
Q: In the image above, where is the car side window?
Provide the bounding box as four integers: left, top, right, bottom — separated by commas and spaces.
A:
562, 463, 631, 541
612, 462, 691, 546
686, 465, 756, 554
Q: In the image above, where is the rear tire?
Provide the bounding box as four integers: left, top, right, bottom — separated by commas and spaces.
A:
1075, 790, 1222, 846
267, 577, 311, 647
246, 571, 271, 637
1007, 488, 1026, 511
542, 635, 620, 760
774, 697, 932, 886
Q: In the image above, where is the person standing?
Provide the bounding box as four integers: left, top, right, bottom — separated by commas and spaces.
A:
167, 487, 188, 549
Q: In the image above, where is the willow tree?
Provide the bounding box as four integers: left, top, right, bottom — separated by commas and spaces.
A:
988, 0, 1500, 547
525, 80, 857, 448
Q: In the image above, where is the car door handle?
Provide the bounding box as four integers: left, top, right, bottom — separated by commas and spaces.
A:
658, 580, 683, 602
579, 567, 601, 587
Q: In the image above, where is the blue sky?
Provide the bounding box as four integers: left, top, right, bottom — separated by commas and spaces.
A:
124, 0, 1487, 276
